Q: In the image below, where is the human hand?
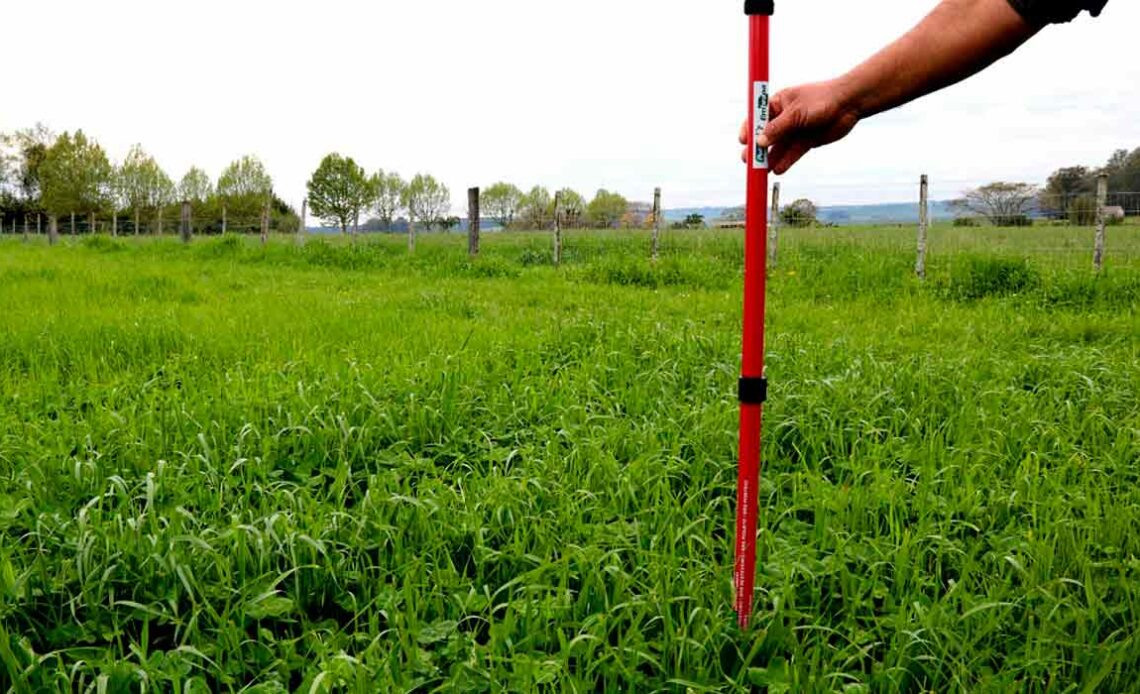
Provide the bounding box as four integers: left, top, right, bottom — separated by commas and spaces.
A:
738, 78, 862, 174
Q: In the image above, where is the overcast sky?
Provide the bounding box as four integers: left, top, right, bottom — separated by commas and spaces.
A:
4, 0, 1137, 211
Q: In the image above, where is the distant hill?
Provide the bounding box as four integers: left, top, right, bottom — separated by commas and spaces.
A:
664, 201, 958, 226
306, 201, 959, 233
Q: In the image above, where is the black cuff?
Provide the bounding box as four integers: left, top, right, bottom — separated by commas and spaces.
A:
745, 0, 774, 16
738, 377, 768, 405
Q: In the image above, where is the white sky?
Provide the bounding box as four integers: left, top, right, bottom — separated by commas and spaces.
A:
4, 0, 1137, 210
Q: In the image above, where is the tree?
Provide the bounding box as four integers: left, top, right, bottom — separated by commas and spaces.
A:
780, 199, 818, 227
1101, 147, 1140, 193
482, 182, 522, 229
1, 123, 55, 209
0, 141, 13, 200
955, 182, 1039, 226
217, 155, 273, 220
306, 153, 375, 235
556, 188, 585, 228
179, 167, 213, 203
587, 189, 628, 228
684, 213, 705, 228
1041, 166, 1094, 218
116, 145, 174, 232
39, 130, 113, 219
403, 174, 450, 230
518, 185, 554, 229
372, 170, 405, 231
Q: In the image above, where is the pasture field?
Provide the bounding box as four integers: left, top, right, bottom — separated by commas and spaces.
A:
1, 225, 1140, 692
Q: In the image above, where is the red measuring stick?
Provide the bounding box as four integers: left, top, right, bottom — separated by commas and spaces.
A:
734, 0, 772, 630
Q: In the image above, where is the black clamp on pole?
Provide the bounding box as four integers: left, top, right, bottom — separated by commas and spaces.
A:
744, 0, 774, 15
738, 377, 768, 405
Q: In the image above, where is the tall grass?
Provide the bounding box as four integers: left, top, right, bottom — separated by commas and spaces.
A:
1, 225, 1139, 691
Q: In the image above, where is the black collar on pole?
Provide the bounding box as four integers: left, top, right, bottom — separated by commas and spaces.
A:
744, 0, 774, 15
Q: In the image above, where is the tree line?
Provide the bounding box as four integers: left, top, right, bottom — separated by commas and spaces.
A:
0, 123, 298, 233
304, 152, 657, 234
0, 124, 296, 235
957, 146, 1140, 226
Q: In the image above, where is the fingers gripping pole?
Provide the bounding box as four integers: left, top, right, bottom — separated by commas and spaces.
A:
735, 0, 772, 630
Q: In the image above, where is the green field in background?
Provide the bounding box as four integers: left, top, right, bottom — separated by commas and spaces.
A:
1, 225, 1139, 691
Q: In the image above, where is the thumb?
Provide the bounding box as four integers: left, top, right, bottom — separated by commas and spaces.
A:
757, 90, 797, 148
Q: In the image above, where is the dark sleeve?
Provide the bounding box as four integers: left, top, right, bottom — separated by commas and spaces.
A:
1007, 0, 1108, 24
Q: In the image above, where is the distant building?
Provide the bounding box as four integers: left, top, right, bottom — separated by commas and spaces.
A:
623, 201, 653, 227
713, 219, 746, 229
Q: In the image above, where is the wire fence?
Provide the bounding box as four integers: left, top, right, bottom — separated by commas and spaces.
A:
2, 188, 1138, 276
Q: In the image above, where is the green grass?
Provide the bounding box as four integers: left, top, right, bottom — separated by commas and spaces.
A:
1, 224, 1139, 692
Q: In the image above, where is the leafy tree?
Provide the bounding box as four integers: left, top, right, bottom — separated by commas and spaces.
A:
780, 199, 818, 227
403, 174, 450, 230
587, 189, 628, 228
217, 155, 273, 219
372, 170, 405, 231
1101, 147, 1140, 193
0, 123, 55, 209
117, 145, 174, 231
954, 182, 1038, 226
439, 216, 461, 232
483, 182, 522, 229
179, 167, 213, 203
556, 188, 585, 228
684, 213, 705, 228
519, 185, 554, 229
1041, 166, 1094, 218
0, 142, 12, 201
39, 130, 113, 218
306, 153, 374, 235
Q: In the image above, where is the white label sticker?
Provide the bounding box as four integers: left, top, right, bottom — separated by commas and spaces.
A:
753, 81, 769, 170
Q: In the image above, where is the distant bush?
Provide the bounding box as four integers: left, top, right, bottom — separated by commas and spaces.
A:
993, 214, 1033, 227
1068, 195, 1098, 225
517, 249, 550, 267
953, 217, 980, 227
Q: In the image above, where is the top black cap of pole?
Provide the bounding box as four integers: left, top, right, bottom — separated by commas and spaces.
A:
745, 0, 774, 15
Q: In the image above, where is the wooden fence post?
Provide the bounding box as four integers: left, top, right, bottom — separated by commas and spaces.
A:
89, 211, 96, 236
157, 208, 163, 236
49, 216, 59, 245
23, 213, 29, 242
768, 182, 781, 272
298, 198, 307, 246
111, 211, 117, 237
261, 199, 269, 244
651, 187, 662, 261
408, 216, 416, 253
1094, 173, 1108, 273
554, 191, 563, 266
180, 201, 192, 243
70, 212, 76, 235
468, 187, 480, 257
916, 174, 929, 280
37, 213, 41, 236
221, 204, 227, 235
134, 209, 140, 236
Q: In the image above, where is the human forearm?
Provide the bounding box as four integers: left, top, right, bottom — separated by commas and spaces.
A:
838, 0, 1039, 119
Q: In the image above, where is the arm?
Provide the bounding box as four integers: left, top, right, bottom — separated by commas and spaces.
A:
742, 0, 1040, 174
